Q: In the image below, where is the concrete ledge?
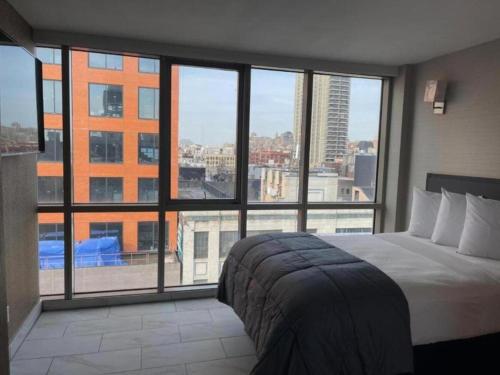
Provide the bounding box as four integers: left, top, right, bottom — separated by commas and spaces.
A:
42, 285, 218, 311
9, 300, 42, 360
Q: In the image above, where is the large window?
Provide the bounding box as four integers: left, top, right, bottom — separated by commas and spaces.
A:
38, 176, 63, 203
89, 177, 123, 202
138, 178, 158, 202
139, 87, 159, 119
89, 131, 123, 163
139, 58, 159, 73
43, 80, 62, 114
37, 47, 61, 65
38, 48, 385, 298
88, 52, 123, 70
39, 130, 63, 162
89, 83, 123, 117
138, 133, 159, 164
173, 65, 239, 200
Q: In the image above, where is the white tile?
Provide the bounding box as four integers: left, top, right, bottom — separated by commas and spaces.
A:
15, 335, 102, 360
142, 339, 226, 368
142, 310, 212, 329
65, 316, 142, 336
187, 356, 257, 375
36, 308, 109, 326
10, 358, 53, 375
48, 348, 141, 375
179, 319, 246, 342
120, 365, 186, 375
26, 323, 67, 341
221, 336, 256, 357
100, 327, 180, 351
175, 298, 227, 312
109, 302, 176, 317
209, 308, 241, 322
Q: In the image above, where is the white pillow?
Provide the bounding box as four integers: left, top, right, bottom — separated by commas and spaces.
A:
408, 187, 442, 238
458, 194, 500, 260
431, 188, 466, 247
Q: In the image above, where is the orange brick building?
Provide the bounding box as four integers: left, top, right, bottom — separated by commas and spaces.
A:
38, 50, 179, 253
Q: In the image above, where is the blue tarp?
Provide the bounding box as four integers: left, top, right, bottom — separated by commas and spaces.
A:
39, 237, 127, 269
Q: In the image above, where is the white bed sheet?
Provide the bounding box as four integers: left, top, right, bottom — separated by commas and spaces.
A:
316, 232, 500, 345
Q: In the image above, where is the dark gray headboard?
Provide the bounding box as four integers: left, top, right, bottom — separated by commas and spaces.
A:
426, 173, 500, 200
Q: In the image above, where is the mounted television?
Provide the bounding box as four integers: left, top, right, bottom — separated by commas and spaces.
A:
0, 29, 44, 156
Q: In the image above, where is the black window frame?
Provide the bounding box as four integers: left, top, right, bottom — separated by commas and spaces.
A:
38, 129, 63, 162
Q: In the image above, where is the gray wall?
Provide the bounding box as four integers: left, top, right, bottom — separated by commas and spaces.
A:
0, 0, 38, 369
403, 38, 500, 226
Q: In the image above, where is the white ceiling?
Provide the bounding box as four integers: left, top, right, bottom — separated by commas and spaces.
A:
8, 0, 500, 66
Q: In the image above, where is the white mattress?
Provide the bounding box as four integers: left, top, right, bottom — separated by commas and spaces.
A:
316, 232, 500, 345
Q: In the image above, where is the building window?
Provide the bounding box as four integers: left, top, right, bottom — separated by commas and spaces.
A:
138, 178, 158, 202
138, 87, 159, 119
138, 222, 157, 251
90, 222, 123, 250
89, 84, 123, 117
89, 131, 123, 163
194, 232, 209, 259
138, 133, 159, 164
43, 80, 62, 114
39, 130, 63, 162
89, 177, 123, 202
88, 53, 123, 70
37, 47, 61, 65
139, 58, 159, 73
38, 177, 63, 203
39, 223, 64, 241
219, 231, 238, 258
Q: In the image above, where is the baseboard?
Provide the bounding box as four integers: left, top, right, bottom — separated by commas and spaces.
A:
9, 300, 42, 360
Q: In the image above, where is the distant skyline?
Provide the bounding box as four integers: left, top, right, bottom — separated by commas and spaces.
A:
179, 67, 382, 146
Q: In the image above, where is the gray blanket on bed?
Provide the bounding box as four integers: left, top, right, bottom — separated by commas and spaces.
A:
217, 232, 413, 375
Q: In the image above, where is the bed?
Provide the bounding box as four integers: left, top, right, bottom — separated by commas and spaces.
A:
218, 174, 500, 374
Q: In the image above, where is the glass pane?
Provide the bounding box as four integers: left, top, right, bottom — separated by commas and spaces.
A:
247, 210, 298, 236
139, 58, 159, 73
106, 54, 123, 70
39, 130, 63, 162
172, 65, 238, 200
248, 69, 303, 202
308, 75, 382, 202
38, 213, 64, 295
88, 53, 106, 68
306, 209, 374, 235
38, 176, 63, 203
139, 87, 159, 119
37, 47, 61, 65
73, 212, 158, 293
138, 178, 158, 202
71, 51, 159, 203
170, 211, 239, 286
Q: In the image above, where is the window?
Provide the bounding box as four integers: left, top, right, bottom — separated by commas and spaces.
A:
89, 131, 123, 163
308, 75, 382, 202
39, 130, 63, 162
306, 209, 374, 235
138, 178, 158, 202
43, 80, 62, 114
37, 47, 61, 65
139, 87, 159, 119
137, 221, 160, 251
89, 222, 123, 250
194, 232, 209, 259
248, 69, 304, 202
138, 133, 159, 164
39, 223, 64, 241
247, 210, 298, 235
89, 84, 123, 117
38, 177, 63, 203
88, 53, 123, 70
219, 231, 238, 258
89, 177, 123, 202
173, 65, 239, 199
139, 58, 159, 73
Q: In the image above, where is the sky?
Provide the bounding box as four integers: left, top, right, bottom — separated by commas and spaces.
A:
179, 66, 382, 146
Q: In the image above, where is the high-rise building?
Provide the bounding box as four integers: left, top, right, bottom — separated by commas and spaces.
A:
294, 75, 351, 167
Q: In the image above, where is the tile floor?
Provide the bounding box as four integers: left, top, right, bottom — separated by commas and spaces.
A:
10, 298, 257, 375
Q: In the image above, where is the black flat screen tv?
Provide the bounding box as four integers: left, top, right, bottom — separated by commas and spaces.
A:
0, 29, 44, 156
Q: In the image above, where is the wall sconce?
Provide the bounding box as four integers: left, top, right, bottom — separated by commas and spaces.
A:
424, 80, 447, 114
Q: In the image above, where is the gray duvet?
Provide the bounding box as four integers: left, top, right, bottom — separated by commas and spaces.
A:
217, 232, 413, 375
